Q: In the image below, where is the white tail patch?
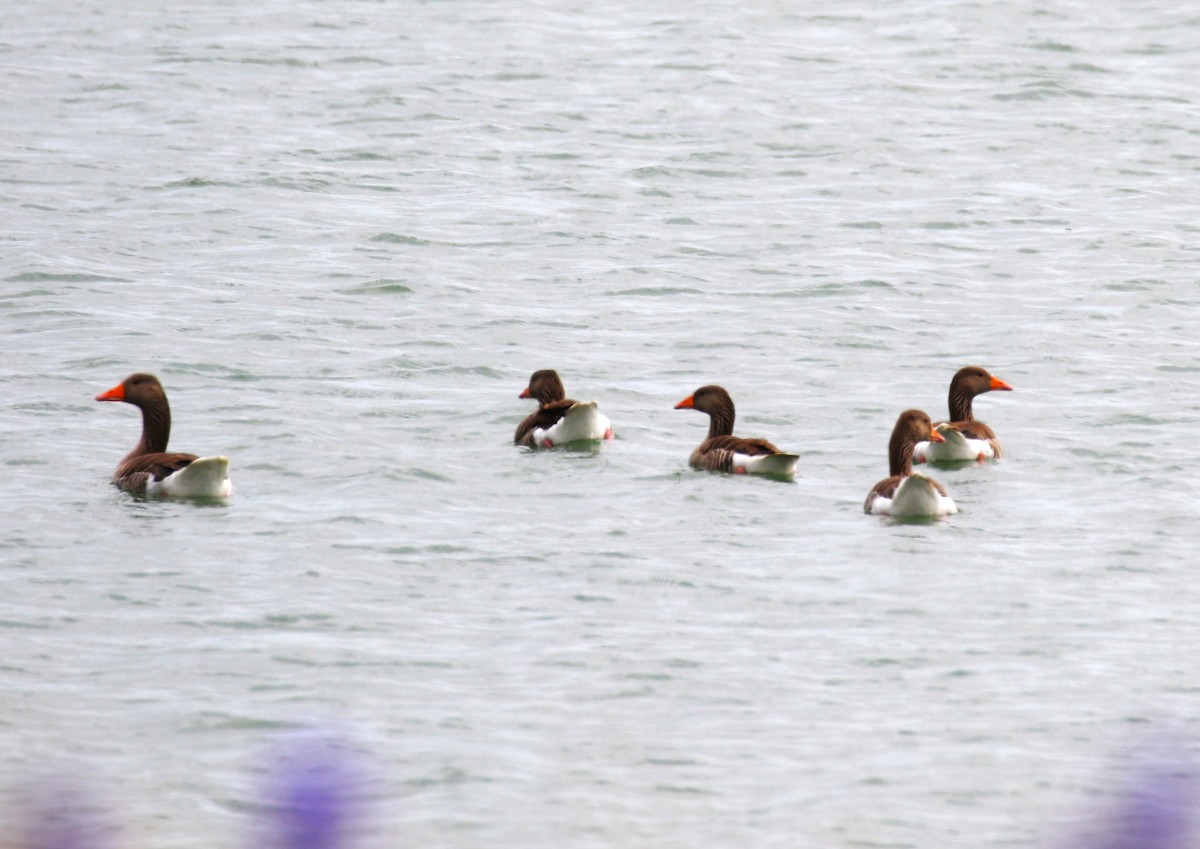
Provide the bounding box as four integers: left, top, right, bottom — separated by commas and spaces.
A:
150, 456, 233, 499
886, 473, 956, 517
532, 401, 613, 446
914, 425, 995, 463
737, 452, 799, 477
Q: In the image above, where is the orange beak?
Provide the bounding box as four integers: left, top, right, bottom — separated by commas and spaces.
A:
928, 428, 946, 443
95, 382, 125, 402
989, 374, 1013, 391
518, 387, 531, 399
673, 395, 695, 410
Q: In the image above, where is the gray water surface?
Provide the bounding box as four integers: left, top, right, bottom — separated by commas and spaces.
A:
3, 1, 1200, 847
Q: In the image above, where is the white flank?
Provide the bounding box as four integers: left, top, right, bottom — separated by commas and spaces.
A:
913, 425, 995, 463
148, 456, 233, 499
532, 401, 613, 447
737, 452, 800, 477
876, 473, 957, 517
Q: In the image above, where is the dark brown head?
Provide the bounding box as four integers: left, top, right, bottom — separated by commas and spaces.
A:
96, 372, 173, 454
948, 366, 1012, 421
519, 369, 566, 406
888, 409, 943, 476
95, 372, 168, 409
674, 384, 735, 439
951, 366, 1012, 396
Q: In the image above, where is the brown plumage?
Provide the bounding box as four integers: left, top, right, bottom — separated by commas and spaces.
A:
95, 373, 200, 494
864, 409, 950, 512
674, 385, 788, 473
935, 365, 1013, 455
514, 369, 576, 446
513, 369, 614, 448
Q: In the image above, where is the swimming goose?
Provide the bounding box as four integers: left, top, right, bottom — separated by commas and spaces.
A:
674, 385, 798, 476
865, 409, 957, 516
914, 366, 1013, 463
95, 373, 232, 498
514, 369, 614, 448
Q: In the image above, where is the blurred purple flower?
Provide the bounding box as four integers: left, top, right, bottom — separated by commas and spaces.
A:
1080, 744, 1199, 849
18, 776, 109, 849
261, 730, 363, 849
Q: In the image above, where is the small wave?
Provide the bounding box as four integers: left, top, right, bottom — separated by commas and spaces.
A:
370, 233, 430, 246
160, 176, 233, 190
606, 286, 704, 296
343, 279, 413, 295
5, 272, 128, 284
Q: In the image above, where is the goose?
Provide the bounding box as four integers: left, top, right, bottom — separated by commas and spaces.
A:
95, 373, 232, 498
865, 409, 957, 517
914, 366, 1013, 463
514, 369, 614, 448
674, 385, 798, 476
